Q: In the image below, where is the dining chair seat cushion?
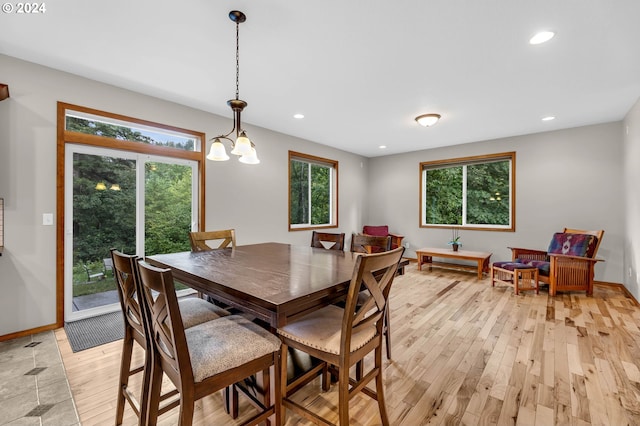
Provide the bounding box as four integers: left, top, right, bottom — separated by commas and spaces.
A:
185, 315, 281, 382
178, 297, 230, 329
277, 305, 377, 355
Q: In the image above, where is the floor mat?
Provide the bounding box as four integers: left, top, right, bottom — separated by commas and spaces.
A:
64, 311, 123, 352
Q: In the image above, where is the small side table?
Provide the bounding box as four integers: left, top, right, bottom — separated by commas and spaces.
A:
491, 262, 539, 295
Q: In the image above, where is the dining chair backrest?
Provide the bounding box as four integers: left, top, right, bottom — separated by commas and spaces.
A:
343, 247, 405, 350
111, 249, 145, 347
350, 233, 392, 254
110, 248, 151, 426
136, 261, 194, 386
311, 231, 346, 251
189, 229, 236, 252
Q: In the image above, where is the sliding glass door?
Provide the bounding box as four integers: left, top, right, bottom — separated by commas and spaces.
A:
64, 145, 197, 321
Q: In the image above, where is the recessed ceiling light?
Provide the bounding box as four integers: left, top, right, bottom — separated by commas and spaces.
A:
530, 31, 555, 45
293, 113, 305, 119
542, 116, 555, 121
379, 145, 387, 149
415, 114, 441, 127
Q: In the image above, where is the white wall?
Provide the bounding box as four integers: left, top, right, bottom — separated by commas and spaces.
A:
0, 51, 634, 337
369, 122, 625, 285
0, 54, 369, 336
623, 97, 640, 299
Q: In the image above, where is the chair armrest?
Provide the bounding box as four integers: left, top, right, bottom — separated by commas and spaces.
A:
508, 247, 547, 262
548, 253, 603, 263
389, 233, 404, 249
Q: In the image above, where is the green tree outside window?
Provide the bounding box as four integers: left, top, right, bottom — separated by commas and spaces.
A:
421, 152, 514, 230
289, 152, 337, 229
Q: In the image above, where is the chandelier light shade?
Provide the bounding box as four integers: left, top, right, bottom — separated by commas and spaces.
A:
207, 10, 260, 164
95, 182, 107, 191
415, 113, 441, 127
207, 138, 230, 161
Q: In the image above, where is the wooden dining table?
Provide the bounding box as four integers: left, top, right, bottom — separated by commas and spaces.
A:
145, 242, 362, 328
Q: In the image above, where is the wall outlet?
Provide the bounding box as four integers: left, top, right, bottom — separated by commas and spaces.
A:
629, 267, 633, 278
403, 242, 410, 249
43, 213, 53, 226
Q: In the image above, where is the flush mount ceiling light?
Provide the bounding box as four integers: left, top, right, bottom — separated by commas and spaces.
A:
415, 114, 441, 127
529, 31, 555, 45
207, 10, 260, 165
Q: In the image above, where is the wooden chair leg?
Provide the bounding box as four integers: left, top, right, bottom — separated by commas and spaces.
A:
280, 343, 289, 423
225, 385, 239, 418
179, 396, 195, 426
338, 361, 351, 425
355, 361, 364, 381
375, 347, 390, 426
384, 305, 392, 360
321, 363, 330, 392
145, 355, 163, 426
115, 334, 133, 425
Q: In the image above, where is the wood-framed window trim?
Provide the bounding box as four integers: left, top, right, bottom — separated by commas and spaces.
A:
419, 151, 516, 232
288, 151, 339, 231
55, 102, 206, 327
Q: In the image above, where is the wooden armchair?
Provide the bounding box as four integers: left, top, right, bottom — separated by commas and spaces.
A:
508, 228, 604, 296
362, 225, 404, 250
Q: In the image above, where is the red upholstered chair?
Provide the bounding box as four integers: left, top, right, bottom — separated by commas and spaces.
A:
362, 225, 404, 250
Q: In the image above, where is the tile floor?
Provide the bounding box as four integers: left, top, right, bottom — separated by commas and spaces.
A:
0, 331, 79, 425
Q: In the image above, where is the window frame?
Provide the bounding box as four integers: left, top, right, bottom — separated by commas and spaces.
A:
288, 151, 339, 231
56, 102, 207, 326
419, 152, 516, 232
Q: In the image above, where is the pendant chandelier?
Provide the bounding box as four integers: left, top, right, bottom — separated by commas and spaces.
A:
207, 10, 260, 164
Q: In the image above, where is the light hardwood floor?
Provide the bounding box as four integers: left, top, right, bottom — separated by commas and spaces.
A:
55, 265, 640, 425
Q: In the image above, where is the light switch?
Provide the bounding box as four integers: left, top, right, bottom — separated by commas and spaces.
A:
43, 213, 54, 226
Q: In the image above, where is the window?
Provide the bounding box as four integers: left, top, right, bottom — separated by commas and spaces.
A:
58, 102, 206, 322
420, 152, 515, 231
66, 111, 198, 151
289, 151, 338, 230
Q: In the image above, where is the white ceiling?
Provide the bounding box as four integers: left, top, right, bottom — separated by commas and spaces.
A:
2, 1, 640, 157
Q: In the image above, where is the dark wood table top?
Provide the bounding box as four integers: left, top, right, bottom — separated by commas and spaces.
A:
146, 242, 361, 328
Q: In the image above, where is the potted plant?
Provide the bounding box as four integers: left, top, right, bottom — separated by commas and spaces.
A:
448, 228, 461, 251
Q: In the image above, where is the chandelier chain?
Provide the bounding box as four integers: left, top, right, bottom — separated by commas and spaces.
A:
235, 21, 240, 100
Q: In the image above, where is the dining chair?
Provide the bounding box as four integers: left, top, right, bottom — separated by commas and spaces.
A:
362, 225, 404, 250
110, 249, 230, 426
350, 233, 392, 254
350, 233, 394, 360
136, 259, 282, 426
277, 247, 404, 425
311, 231, 345, 251
189, 229, 237, 300
189, 229, 236, 252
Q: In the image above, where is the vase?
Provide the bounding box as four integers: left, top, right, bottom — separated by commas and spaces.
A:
452, 243, 459, 252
